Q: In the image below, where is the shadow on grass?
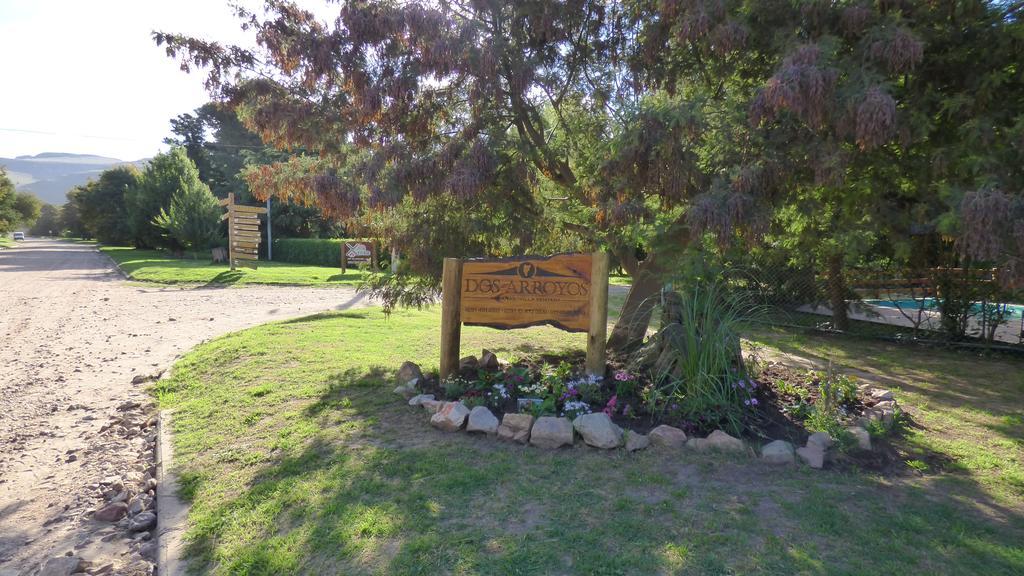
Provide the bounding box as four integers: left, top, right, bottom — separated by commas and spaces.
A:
179, 367, 448, 574
202, 270, 247, 287
984, 413, 1024, 442
752, 329, 1024, 417
510, 342, 544, 353
304, 367, 392, 418
175, 363, 1024, 576
326, 272, 365, 282
277, 309, 374, 326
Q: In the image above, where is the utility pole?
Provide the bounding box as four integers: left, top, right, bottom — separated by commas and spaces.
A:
266, 197, 272, 261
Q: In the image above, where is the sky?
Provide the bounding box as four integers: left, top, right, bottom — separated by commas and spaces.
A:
0, 0, 264, 161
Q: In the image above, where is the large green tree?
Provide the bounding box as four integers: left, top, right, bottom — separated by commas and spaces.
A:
77, 166, 141, 244
167, 102, 349, 239
156, 0, 1024, 350
926, 2, 1024, 289
156, 0, 738, 351
742, 1, 1024, 327
166, 102, 262, 199
29, 203, 61, 236
127, 148, 206, 249
61, 186, 89, 238
153, 173, 221, 253
165, 107, 215, 186
0, 168, 20, 234
1, 169, 41, 234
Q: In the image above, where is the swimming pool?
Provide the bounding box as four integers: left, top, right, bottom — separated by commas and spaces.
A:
864, 298, 1024, 319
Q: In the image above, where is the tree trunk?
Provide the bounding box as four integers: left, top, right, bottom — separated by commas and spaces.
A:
827, 253, 849, 331
607, 258, 663, 356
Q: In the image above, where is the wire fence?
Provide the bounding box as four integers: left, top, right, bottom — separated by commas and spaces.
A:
715, 262, 1024, 352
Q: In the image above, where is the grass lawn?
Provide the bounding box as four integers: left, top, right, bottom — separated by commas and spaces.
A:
101, 246, 368, 286
0, 237, 15, 248
609, 273, 632, 287
746, 324, 1024, 505
156, 305, 1024, 575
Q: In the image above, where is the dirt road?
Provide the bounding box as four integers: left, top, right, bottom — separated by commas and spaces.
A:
0, 239, 369, 575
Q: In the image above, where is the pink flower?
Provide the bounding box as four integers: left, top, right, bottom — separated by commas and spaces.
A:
603, 394, 618, 416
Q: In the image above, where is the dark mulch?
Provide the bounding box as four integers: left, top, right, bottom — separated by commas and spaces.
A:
417, 353, 915, 474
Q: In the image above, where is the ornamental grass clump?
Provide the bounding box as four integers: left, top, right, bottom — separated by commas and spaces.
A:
629, 281, 762, 435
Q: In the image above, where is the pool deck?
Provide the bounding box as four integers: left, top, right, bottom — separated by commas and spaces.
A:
796, 302, 1024, 345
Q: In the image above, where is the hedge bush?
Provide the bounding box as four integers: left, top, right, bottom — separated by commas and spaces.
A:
271, 238, 350, 267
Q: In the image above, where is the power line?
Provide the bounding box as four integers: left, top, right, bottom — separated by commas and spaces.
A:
0, 127, 144, 142
1, 127, 271, 150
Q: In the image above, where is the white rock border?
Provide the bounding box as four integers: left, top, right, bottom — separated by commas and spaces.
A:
394, 361, 902, 469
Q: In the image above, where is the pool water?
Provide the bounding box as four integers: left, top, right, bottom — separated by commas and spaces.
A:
865, 298, 1024, 319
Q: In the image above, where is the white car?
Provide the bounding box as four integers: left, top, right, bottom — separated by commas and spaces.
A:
12, 232, 25, 241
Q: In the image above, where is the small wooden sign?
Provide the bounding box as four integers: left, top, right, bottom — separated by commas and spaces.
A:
440, 252, 609, 379
460, 253, 593, 332
220, 192, 267, 271
231, 204, 267, 214
340, 241, 377, 273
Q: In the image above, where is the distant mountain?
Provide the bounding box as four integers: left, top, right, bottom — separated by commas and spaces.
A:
1, 153, 149, 205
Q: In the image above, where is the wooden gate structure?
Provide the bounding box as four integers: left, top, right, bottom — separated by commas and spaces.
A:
219, 193, 267, 270
439, 252, 610, 379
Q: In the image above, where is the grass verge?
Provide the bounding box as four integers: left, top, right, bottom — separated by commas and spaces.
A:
101, 246, 368, 286
157, 306, 1024, 575
746, 324, 1024, 505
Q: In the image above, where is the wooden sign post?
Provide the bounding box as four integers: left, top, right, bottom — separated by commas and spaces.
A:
340, 240, 377, 274
440, 252, 609, 379
219, 193, 268, 271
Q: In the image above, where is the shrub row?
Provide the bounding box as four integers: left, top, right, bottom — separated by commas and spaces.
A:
272, 237, 389, 268
271, 238, 352, 267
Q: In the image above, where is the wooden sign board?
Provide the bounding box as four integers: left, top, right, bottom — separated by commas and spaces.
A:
340, 241, 377, 273
231, 204, 267, 214
221, 192, 267, 271
460, 254, 593, 332
440, 252, 609, 379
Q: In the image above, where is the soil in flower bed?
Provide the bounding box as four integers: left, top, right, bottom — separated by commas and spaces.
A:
755, 363, 912, 474
414, 352, 915, 473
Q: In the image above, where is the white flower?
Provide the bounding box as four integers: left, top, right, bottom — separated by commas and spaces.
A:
561, 400, 591, 418
520, 381, 546, 395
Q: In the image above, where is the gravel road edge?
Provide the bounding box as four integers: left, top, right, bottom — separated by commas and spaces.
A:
156, 410, 189, 576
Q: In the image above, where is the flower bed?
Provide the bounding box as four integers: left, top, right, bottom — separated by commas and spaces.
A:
393, 350, 904, 469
